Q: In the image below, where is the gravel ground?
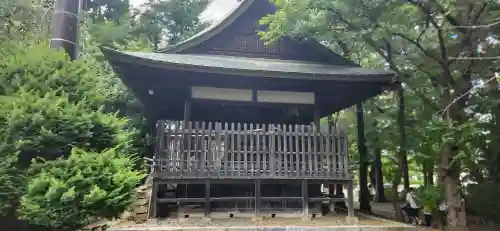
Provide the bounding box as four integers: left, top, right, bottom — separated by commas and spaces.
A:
110, 214, 404, 229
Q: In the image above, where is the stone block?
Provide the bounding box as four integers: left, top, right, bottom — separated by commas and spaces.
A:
134, 205, 149, 214
345, 216, 359, 225
251, 216, 264, 222
134, 213, 148, 223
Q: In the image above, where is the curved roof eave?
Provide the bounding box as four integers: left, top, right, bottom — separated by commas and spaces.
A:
158, 0, 254, 54
101, 47, 396, 82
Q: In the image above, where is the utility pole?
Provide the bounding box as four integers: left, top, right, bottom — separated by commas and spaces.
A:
50, 0, 81, 60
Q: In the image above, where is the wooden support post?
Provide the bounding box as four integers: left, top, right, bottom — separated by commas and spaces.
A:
183, 97, 192, 125
302, 179, 309, 218
255, 179, 261, 217
205, 180, 211, 217
149, 180, 159, 219
182, 95, 191, 174
347, 180, 354, 217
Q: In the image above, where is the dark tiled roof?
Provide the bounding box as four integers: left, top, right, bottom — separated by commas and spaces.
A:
104, 48, 395, 81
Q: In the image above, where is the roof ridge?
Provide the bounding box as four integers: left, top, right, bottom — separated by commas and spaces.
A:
158, 0, 254, 53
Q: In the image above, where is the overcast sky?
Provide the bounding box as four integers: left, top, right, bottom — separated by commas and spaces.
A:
129, 0, 241, 22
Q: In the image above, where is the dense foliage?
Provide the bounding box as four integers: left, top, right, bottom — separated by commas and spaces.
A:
18, 147, 145, 230
2, 89, 132, 163
0, 0, 210, 230
0, 41, 106, 105
260, 0, 500, 229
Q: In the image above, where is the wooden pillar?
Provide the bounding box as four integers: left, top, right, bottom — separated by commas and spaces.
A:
149, 180, 159, 219
255, 179, 261, 216
302, 179, 309, 218
205, 180, 211, 217
183, 97, 192, 125
182, 91, 192, 172
50, 0, 81, 60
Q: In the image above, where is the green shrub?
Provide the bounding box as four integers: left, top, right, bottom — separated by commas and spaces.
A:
0, 151, 22, 215
2, 89, 133, 163
0, 90, 136, 216
0, 41, 106, 106
384, 188, 403, 201
415, 185, 442, 213
18, 147, 146, 231
466, 181, 500, 222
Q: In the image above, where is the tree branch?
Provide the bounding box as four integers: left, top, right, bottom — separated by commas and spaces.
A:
426, 0, 467, 34
326, 8, 440, 110
393, 32, 441, 62
414, 64, 439, 87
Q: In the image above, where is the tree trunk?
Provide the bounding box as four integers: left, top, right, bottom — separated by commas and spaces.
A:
397, 88, 410, 189
391, 168, 404, 221
425, 163, 434, 186
423, 162, 435, 186
373, 147, 387, 202
438, 143, 468, 231
423, 166, 429, 186
356, 103, 371, 212
369, 163, 376, 188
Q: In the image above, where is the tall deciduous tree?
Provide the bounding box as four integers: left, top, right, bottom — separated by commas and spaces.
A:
260, 0, 500, 229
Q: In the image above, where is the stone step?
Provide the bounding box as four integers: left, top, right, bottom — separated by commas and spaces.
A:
122, 184, 154, 223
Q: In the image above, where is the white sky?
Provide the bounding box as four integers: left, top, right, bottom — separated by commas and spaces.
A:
129, 0, 241, 22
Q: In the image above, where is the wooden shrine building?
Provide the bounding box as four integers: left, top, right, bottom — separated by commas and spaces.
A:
102, 0, 395, 220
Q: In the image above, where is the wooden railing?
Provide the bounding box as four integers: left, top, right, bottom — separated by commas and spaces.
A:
155, 120, 350, 179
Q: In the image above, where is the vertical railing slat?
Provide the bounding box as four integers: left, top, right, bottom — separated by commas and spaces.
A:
300, 125, 306, 177
325, 124, 332, 177
157, 121, 164, 173
249, 123, 254, 177
243, 123, 248, 177
276, 125, 282, 177
231, 122, 236, 176
260, 124, 270, 176
332, 125, 337, 178
294, 125, 300, 177
256, 123, 261, 176
200, 122, 206, 177
189, 121, 195, 175
223, 122, 229, 177
321, 125, 326, 177
283, 124, 288, 178
288, 125, 294, 176
172, 121, 179, 176
204, 122, 211, 176
270, 124, 276, 177
306, 125, 312, 177
237, 123, 242, 177
312, 124, 318, 177
214, 122, 221, 177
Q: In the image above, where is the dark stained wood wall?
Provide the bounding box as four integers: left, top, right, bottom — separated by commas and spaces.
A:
179, 1, 355, 66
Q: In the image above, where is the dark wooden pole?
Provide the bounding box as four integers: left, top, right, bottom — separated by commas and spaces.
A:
356, 103, 372, 212
50, 0, 81, 60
